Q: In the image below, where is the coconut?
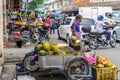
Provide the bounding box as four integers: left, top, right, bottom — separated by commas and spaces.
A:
60, 51, 67, 55
48, 51, 54, 55
39, 50, 46, 56
36, 44, 43, 51
51, 44, 59, 51
96, 64, 104, 68
71, 36, 77, 42
104, 61, 112, 67
74, 40, 80, 44
42, 41, 51, 51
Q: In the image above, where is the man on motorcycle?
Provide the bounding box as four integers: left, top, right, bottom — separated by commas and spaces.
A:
95, 15, 111, 44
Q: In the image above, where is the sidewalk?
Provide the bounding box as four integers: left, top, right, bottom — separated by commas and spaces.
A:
0, 33, 67, 80
0, 42, 35, 80
0, 63, 15, 80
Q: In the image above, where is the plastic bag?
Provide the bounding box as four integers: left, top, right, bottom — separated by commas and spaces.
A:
84, 54, 96, 64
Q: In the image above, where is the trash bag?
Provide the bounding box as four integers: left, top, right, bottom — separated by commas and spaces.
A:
17, 75, 36, 80
16, 40, 22, 48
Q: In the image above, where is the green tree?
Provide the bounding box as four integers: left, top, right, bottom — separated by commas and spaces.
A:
28, 0, 44, 10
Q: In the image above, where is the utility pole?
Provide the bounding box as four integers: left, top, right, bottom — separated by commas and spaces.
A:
27, 0, 28, 11
25, 0, 28, 21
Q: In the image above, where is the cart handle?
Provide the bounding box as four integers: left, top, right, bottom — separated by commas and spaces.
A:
117, 68, 120, 80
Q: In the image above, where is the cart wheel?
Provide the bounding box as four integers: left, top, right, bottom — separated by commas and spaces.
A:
66, 58, 89, 80
23, 55, 39, 71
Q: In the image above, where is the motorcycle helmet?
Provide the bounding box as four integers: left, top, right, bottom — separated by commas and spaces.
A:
81, 25, 91, 33
38, 37, 45, 42
97, 15, 104, 21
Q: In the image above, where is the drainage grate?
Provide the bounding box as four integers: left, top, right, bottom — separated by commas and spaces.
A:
15, 63, 67, 80
15, 63, 29, 80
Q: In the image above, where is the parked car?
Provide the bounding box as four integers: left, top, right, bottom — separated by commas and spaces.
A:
54, 19, 61, 29
57, 17, 95, 44
112, 22, 120, 42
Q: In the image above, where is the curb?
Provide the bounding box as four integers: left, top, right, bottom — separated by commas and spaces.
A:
0, 66, 2, 75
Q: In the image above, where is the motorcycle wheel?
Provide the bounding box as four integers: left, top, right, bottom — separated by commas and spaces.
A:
109, 36, 116, 48
30, 32, 40, 41
23, 55, 39, 71
88, 38, 99, 50
66, 58, 89, 80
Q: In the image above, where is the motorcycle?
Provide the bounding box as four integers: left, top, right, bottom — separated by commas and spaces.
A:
85, 32, 116, 49
82, 26, 116, 50
23, 37, 46, 71
30, 26, 49, 42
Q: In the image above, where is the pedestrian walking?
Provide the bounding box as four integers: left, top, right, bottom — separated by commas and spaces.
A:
43, 15, 50, 30
50, 17, 55, 34
71, 14, 82, 40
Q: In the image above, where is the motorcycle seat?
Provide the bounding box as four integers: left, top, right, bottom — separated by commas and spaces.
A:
38, 27, 48, 34
89, 32, 101, 35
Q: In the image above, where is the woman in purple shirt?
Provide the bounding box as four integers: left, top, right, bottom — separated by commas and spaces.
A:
71, 14, 82, 40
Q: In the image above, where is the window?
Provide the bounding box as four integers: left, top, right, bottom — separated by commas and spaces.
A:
116, 22, 120, 26
58, 3, 59, 8
63, 18, 72, 25
112, 12, 120, 19
80, 18, 95, 25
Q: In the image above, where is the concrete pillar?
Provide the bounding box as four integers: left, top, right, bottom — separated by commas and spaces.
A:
0, 0, 4, 65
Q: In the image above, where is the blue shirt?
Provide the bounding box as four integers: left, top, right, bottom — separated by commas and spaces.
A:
50, 18, 55, 27
71, 21, 80, 32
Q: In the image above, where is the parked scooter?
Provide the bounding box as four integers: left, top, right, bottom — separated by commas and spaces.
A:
23, 37, 46, 71
30, 26, 49, 42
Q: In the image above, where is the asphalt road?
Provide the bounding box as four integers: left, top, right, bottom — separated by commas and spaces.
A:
3, 30, 120, 80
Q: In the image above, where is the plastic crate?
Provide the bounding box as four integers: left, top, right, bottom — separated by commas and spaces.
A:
92, 66, 117, 80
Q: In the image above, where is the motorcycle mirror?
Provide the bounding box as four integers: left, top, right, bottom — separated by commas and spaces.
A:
105, 12, 112, 18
